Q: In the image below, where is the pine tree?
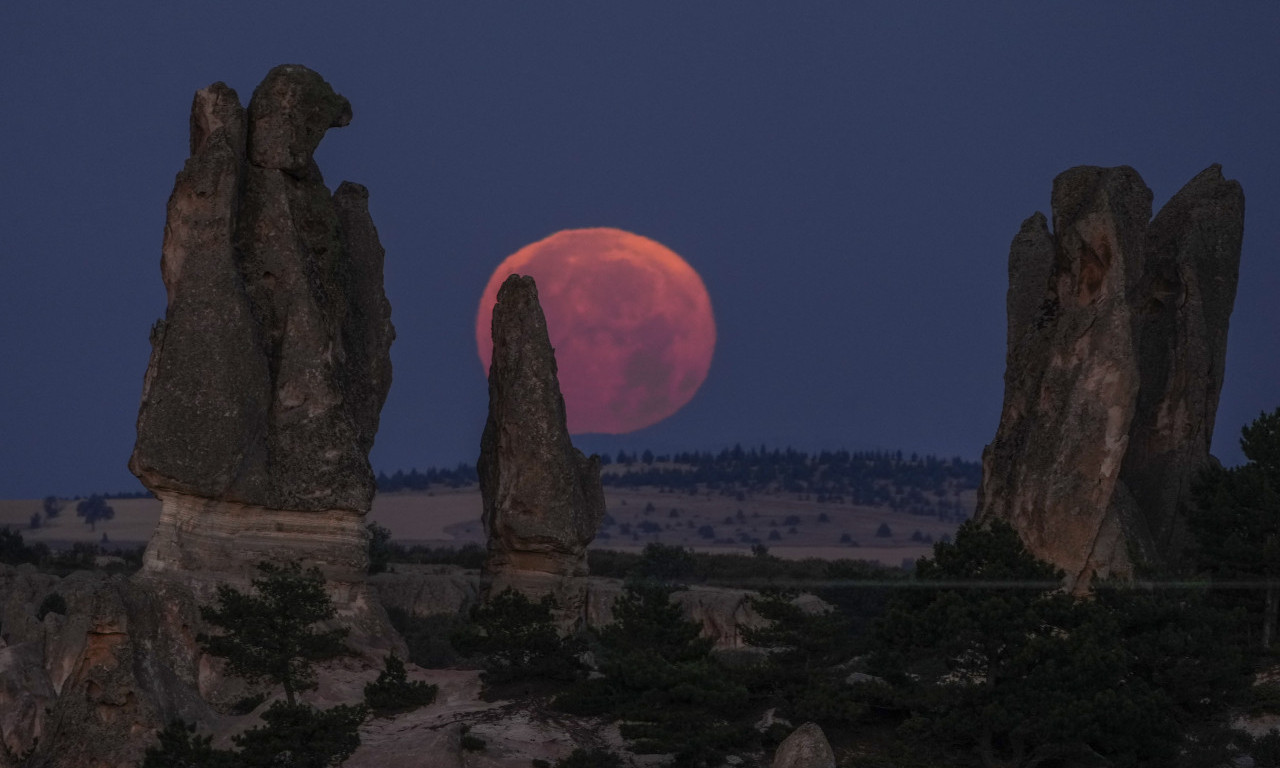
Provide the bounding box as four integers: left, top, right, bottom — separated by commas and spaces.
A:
555, 581, 754, 767
198, 561, 349, 705
1189, 407, 1280, 647
870, 520, 1176, 767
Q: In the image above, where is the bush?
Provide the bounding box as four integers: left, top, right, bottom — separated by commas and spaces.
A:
230, 693, 267, 715
366, 522, 392, 575
387, 608, 473, 669
743, 590, 865, 729
551, 749, 624, 768
635, 542, 696, 582
233, 701, 367, 767
0, 527, 48, 566
142, 720, 235, 768
554, 581, 756, 767
867, 520, 1253, 767
451, 589, 585, 688
364, 653, 438, 717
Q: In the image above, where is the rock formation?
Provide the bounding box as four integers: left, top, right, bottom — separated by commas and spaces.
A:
129, 64, 394, 590
977, 165, 1244, 587
771, 722, 836, 768
477, 275, 606, 610
0, 67, 400, 768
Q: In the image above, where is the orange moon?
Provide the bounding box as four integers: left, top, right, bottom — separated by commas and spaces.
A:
476, 228, 716, 435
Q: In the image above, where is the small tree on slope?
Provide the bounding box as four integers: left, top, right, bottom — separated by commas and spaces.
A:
198, 560, 350, 705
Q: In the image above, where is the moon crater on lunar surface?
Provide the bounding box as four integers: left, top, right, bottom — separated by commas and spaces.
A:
477, 227, 716, 435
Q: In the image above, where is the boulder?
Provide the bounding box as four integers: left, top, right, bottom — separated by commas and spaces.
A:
477, 275, 606, 611
978, 165, 1244, 587
772, 722, 836, 768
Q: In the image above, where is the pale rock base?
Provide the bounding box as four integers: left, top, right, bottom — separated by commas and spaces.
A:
141, 490, 403, 656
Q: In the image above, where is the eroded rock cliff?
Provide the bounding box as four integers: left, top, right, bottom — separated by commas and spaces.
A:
977, 165, 1244, 587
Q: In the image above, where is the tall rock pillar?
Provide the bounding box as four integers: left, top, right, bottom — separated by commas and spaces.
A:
977, 165, 1243, 588
129, 65, 395, 614
478, 275, 606, 620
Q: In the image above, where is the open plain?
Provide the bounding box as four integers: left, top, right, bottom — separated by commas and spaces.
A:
0, 483, 965, 568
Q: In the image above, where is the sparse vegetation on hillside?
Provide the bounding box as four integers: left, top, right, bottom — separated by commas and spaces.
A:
375, 463, 478, 492
376, 445, 980, 520
863, 519, 1255, 767
585, 542, 903, 589
364, 653, 438, 717
451, 588, 586, 691
0, 528, 141, 575
554, 580, 757, 767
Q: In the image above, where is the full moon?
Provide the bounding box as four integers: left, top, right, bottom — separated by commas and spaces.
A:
477, 228, 716, 435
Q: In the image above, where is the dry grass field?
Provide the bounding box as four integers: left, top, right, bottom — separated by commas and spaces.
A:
0, 485, 968, 567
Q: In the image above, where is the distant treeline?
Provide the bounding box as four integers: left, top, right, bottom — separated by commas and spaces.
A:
376, 463, 479, 492
376, 446, 980, 517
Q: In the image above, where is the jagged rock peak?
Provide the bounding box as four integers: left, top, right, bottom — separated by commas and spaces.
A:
248, 64, 351, 175
478, 275, 606, 580
129, 65, 394, 514
978, 164, 1244, 588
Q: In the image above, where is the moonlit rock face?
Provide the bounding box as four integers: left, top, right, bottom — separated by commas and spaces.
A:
477, 227, 716, 434
977, 164, 1244, 588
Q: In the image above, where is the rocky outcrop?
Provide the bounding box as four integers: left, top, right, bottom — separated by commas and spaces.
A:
477, 275, 606, 608
0, 566, 224, 768
772, 722, 836, 768
129, 64, 393, 589
978, 165, 1244, 587
128, 61, 400, 670
3, 66, 402, 768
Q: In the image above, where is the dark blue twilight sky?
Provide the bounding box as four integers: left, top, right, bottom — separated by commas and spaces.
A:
1, 3, 1277, 498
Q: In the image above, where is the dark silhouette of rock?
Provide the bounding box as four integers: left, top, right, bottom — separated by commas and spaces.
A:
130, 64, 393, 515
478, 275, 605, 603
772, 722, 836, 768
978, 165, 1244, 587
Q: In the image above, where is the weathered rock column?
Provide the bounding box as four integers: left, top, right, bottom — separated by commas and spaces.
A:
977, 165, 1243, 588
129, 65, 395, 623
478, 275, 606, 621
